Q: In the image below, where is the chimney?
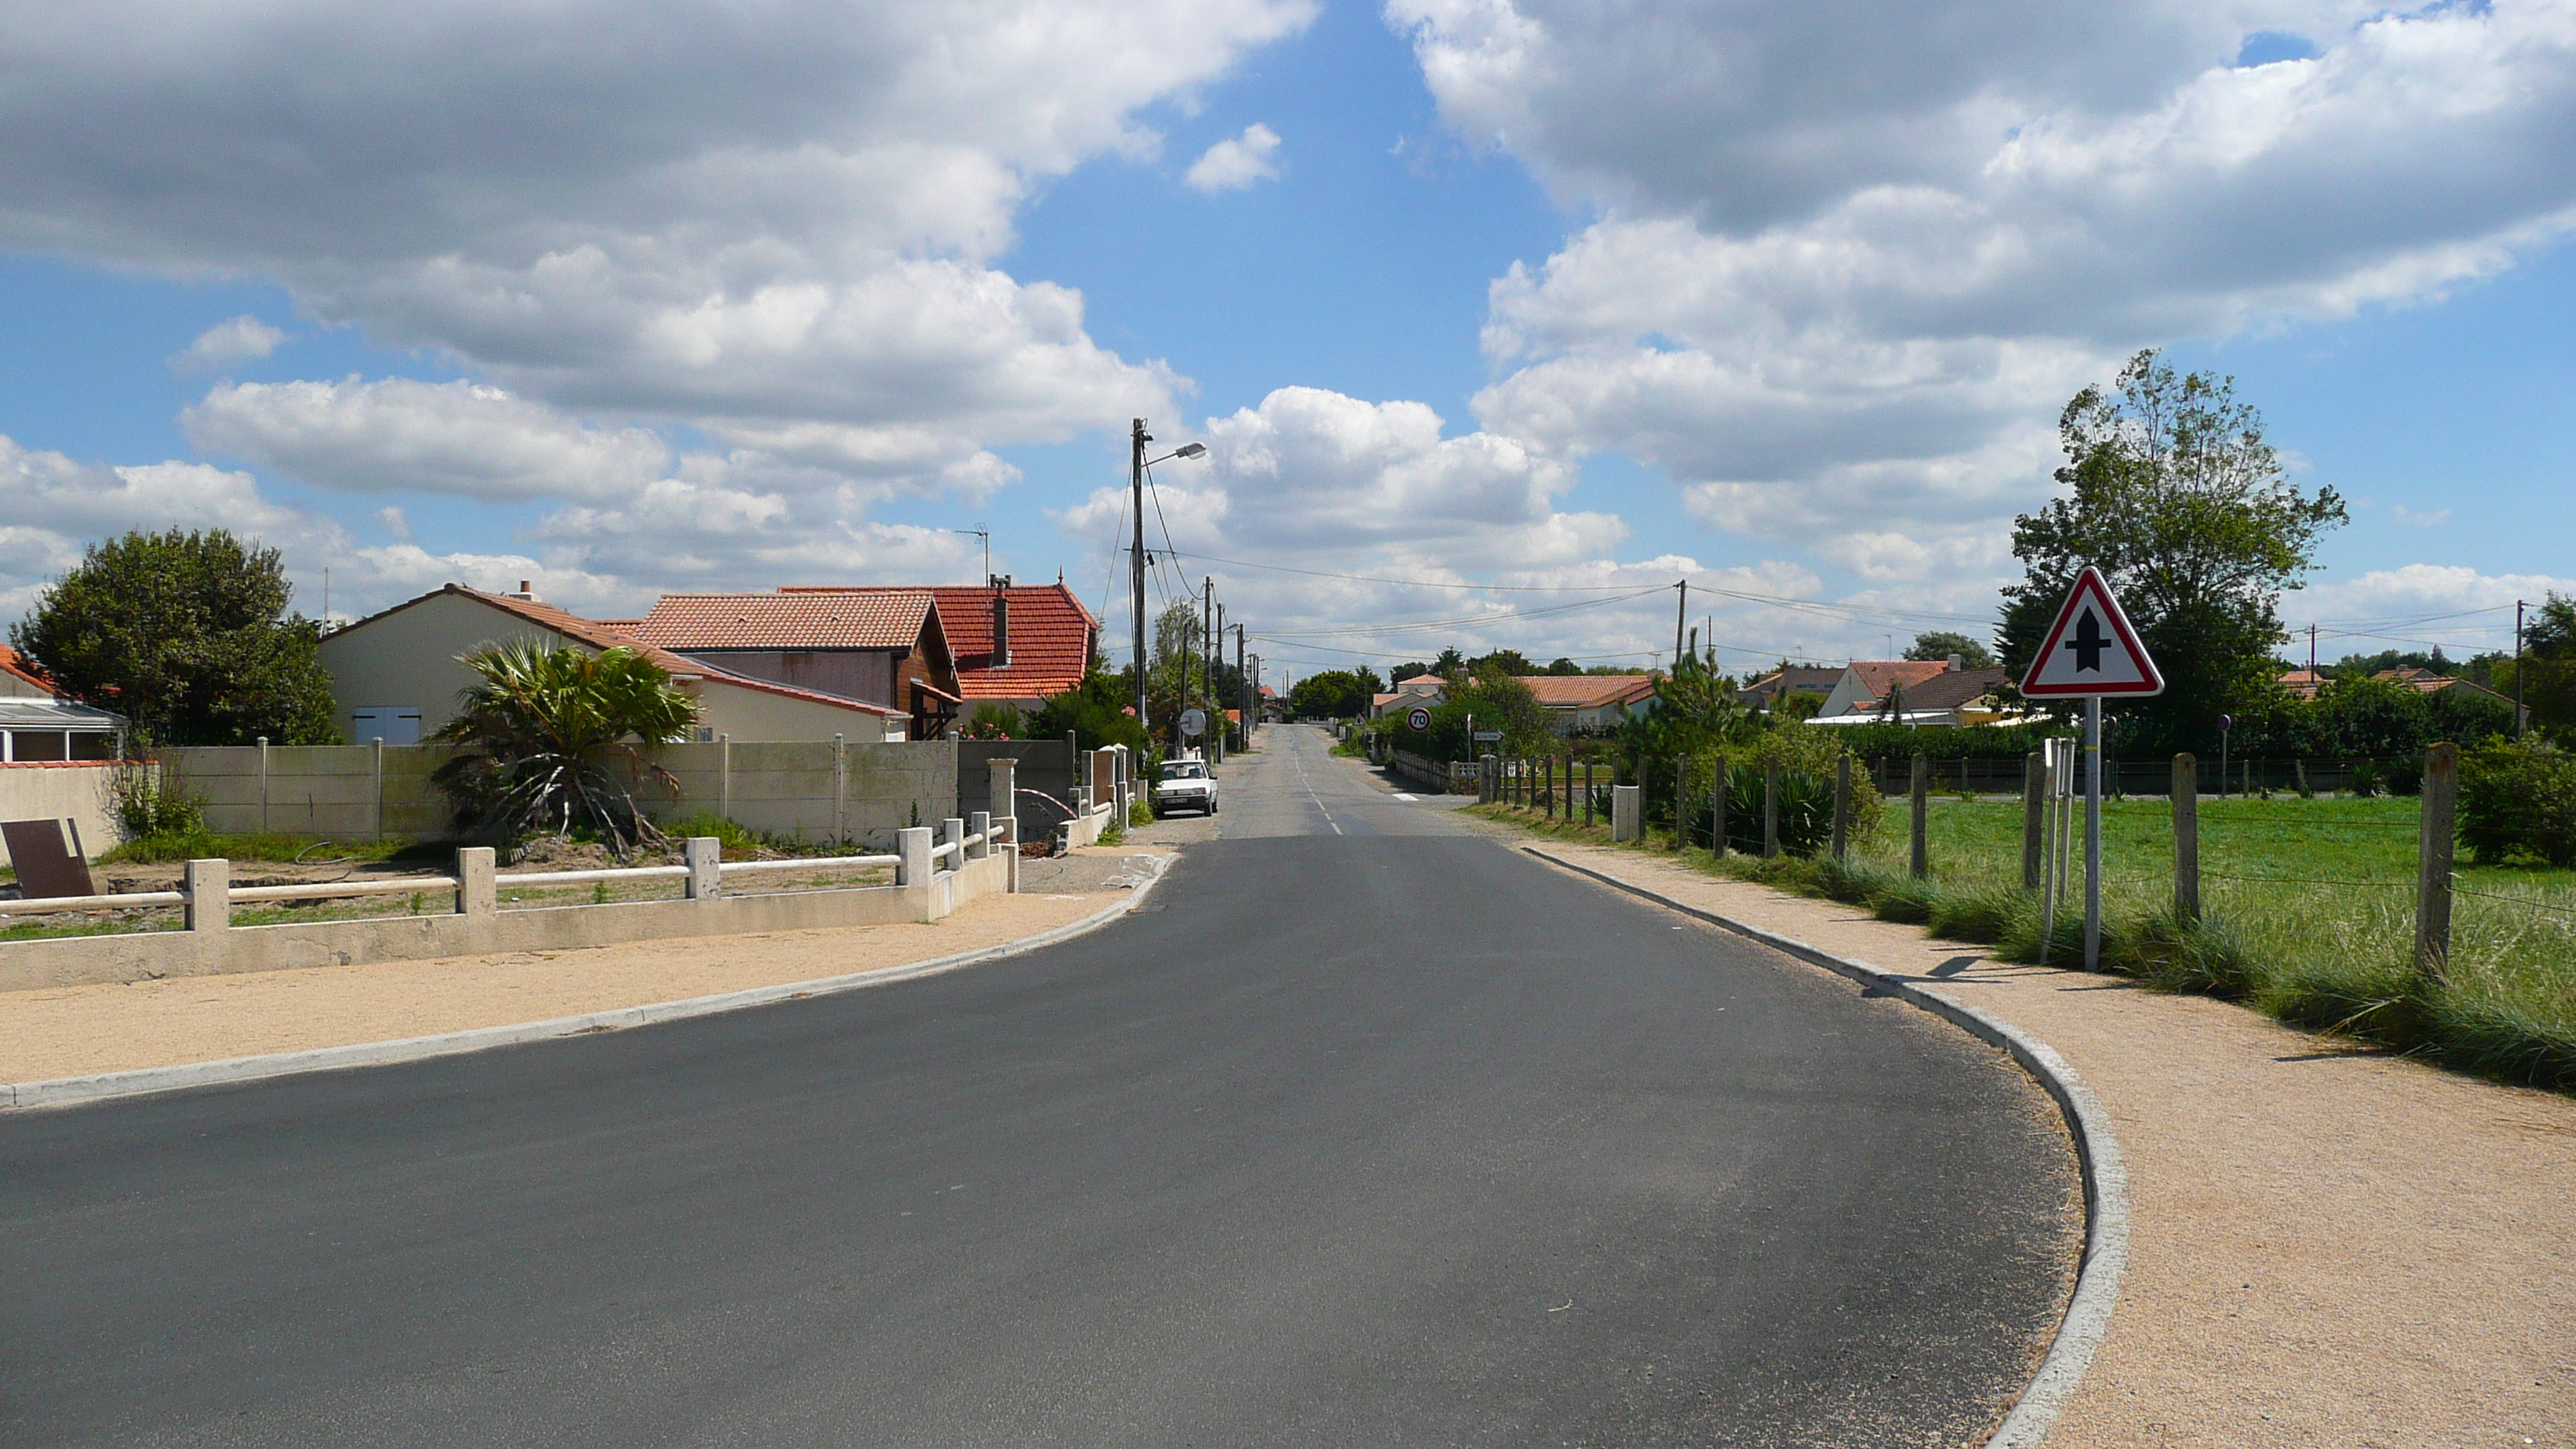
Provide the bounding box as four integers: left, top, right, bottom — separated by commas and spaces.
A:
509, 579, 540, 601
991, 590, 1011, 670
1946, 653, 1963, 672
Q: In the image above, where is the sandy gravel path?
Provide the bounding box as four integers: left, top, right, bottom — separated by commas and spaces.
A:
1510, 834, 2574, 1449
1, 850, 1166, 1084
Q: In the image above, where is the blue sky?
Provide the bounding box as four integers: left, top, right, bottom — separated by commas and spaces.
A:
2, 0, 2571, 683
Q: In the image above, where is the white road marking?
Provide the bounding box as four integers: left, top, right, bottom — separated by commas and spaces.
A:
1392, 792, 1419, 802
1286, 731, 1345, 835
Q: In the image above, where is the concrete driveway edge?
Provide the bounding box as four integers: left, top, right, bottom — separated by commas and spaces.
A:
1521, 844, 2127, 1449
3, 855, 1175, 1113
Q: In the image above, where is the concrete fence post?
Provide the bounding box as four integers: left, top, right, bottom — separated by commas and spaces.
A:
372, 736, 386, 841
1478, 754, 1495, 803
1831, 753, 1851, 861
2416, 742, 2458, 984
1910, 753, 1930, 878
258, 736, 271, 834
1611, 783, 1641, 842
719, 734, 732, 820
896, 826, 933, 889
1584, 759, 1596, 827
455, 846, 496, 918
970, 810, 992, 859
183, 858, 229, 933
2022, 752, 2046, 890
833, 733, 847, 844
1763, 761, 1781, 858
684, 837, 722, 900
2173, 752, 2200, 924
988, 758, 1018, 844
941, 817, 964, 871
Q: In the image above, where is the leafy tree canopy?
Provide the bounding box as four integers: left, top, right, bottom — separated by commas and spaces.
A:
2497, 591, 2576, 744
1904, 630, 1996, 670
1542, 656, 1584, 676
1029, 670, 1149, 755
1999, 349, 2346, 756
8, 527, 340, 746
1469, 648, 1537, 677
1285, 668, 1381, 720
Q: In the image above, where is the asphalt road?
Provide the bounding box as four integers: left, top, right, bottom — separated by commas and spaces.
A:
2, 725, 2078, 1447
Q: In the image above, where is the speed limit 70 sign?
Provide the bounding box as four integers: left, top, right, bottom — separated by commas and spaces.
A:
1406, 706, 1431, 731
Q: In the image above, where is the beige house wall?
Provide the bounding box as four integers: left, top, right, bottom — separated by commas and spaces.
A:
319, 591, 903, 745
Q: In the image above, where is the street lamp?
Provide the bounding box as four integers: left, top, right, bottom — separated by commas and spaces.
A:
1130, 422, 1210, 745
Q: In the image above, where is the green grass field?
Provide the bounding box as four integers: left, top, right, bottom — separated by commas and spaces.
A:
1472, 791, 2576, 1092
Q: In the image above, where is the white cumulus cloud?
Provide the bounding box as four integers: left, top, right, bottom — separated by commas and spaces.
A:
1186, 123, 1283, 192
169, 314, 287, 374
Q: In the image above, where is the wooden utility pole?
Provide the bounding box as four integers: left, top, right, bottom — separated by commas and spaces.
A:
1831, 753, 1851, 860
2173, 752, 2199, 923
2022, 752, 2045, 890
2417, 742, 2458, 984
1910, 753, 1929, 878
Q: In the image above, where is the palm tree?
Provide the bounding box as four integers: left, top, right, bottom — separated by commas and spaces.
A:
429, 641, 699, 856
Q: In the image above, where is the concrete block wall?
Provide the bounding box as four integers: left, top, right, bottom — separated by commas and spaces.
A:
161, 740, 962, 847
0, 762, 125, 866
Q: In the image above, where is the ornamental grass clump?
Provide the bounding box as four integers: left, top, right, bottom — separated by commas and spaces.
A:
430, 641, 698, 858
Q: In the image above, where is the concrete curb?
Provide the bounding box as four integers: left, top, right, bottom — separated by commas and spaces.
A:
1522, 845, 2127, 1449
4, 855, 1175, 1113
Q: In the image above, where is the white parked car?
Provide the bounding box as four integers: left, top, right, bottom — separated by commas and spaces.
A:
1153, 759, 1219, 816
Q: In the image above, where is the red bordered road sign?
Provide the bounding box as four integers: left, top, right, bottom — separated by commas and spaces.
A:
2019, 566, 2163, 698
1406, 706, 1432, 731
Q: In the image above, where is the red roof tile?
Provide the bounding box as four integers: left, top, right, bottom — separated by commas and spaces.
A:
1514, 675, 1656, 709
0, 644, 60, 696
781, 584, 1098, 698
629, 592, 933, 651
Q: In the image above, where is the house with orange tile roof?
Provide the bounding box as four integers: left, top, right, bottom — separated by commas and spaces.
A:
1808, 659, 2016, 725
1513, 674, 1659, 732
777, 582, 1101, 715
0, 644, 127, 762
316, 583, 909, 744
628, 591, 963, 740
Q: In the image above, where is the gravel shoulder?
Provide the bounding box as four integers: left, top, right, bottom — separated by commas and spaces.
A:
0, 850, 1167, 1084
1494, 827, 2576, 1449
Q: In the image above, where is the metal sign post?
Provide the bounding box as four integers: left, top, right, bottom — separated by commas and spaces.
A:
2019, 566, 2163, 972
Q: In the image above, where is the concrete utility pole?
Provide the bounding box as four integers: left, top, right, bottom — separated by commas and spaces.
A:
1203, 577, 1216, 759
2516, 599, 2528, 737
1130, 419, 1149, 738
1236, 624, 1249, 735
1673, 581, 1687, 667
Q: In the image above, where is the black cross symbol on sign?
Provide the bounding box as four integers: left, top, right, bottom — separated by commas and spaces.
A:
2064, 609, 2109, 673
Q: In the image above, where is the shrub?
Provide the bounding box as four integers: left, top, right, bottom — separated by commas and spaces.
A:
2347, 757, 2384, 798
2459, 738, 2576, 867
108, 762, 204, 838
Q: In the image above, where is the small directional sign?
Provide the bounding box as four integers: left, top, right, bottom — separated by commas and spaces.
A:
2019, 566, 2163, 698
1471, 729, 1502, 742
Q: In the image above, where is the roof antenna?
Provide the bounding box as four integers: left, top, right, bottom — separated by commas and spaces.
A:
953, 525, 991, 584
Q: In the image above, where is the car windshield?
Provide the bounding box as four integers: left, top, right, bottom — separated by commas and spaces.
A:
1166, 763, 1206, 779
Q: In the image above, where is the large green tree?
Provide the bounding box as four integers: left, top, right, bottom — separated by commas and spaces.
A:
1904, 630, 1996, 669
8, 528, 340, 746
2499, 592, 2576, 744
1286, 668, 1382, 719
1999, 351, 2346, 755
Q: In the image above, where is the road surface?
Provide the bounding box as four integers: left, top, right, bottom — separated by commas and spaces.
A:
2, 724, 2078, 1447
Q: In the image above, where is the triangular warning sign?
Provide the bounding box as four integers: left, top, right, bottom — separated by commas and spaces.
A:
2019, 566, 2163, 698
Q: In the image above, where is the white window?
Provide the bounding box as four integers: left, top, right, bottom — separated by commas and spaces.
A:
351, 707, 423, 745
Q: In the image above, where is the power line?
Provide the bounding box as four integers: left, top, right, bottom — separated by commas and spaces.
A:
1252, 586, 1672, 639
